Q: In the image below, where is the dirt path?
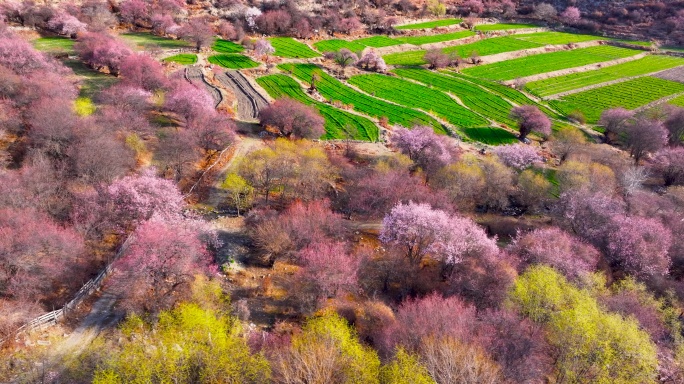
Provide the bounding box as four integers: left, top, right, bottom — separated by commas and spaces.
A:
204, 135, 265, 210
215, 70, 269, 121
185, 66, 223, 108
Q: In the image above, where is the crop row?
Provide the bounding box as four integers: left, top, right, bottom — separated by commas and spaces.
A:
512, 32, 603, 45
313, 39, 367, 53
461, 127, 519, 145
278, 63, 443, 132
348, 74, 489, 128
474, 23, 539, 31
393, 68, 518, 126
257, 74, 379, 141
163, 54, 198, 65
212, 39, 244, 53
353, 36, 402, 48
395, 30, 475, 46
550, 76, 684, 123
462, 45, 640, 81
395, 18, 462, 30
269, 38, 320, 58
525, 55, 684, 97
207, 54, 259, 69
383, 36, 543, 66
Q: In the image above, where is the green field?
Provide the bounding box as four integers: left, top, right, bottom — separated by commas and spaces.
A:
513, 32, 604, 45
212, 39, 244, 53
462, 46, 640, 81
208, 54, 259, 69
257, 74, 379, 141
474, 23, 539, 31
395, 30, 475, 46
120, 32, 191, 50
63, 59, 117, 98
462, 127, 519, 145
612, 39, 653, 47
33, 36, 75, 53
353, 36, 402, 48
395, 18, 462, 30
670, 94, 684, 107
269, 37, 320, 58
393, 68, 518, 127
348, 74, 489, 128
383, 36, 542, 66
447, 73, 563, 119
550, 77, 684, 123
526, 55, 684, 97
279, 63, 443, 132
314, 39, 366, 53
163, 53, 198, 65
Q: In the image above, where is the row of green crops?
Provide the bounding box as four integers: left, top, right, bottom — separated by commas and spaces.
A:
354, 36, 402, 48
207, 54, 259, 69
278, 63, 443, 132
269, 37, 320, 58
393, 68, 518, 127
347, 74, 489, 128
462, 127, 519, 144
395, 18, 462, 30
462, 45, 640, 81
474, 23, 539, 31
394, 30, 475, 46
313, 39, 368, 53
383, 36, 543, 66
163, 54, 198, 65
550, 76, 684, 123
446, 73, 564, 119
512, 32, 603, 45
526, 55, 684, 97
212, 39, 244, 53
257, 74, 379, 141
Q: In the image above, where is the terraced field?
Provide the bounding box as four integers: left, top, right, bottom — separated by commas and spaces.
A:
474, 23, 539, 31
395, 30, 475, 46
208, 54, 259, 69
393, 68, 518, 126
269, 37, 320, 58
526, 55, 684, 97
354, 36, 402, 48
348, 74, 489, 128
314, 39, 367, 53
395, 18, 462, 30
212, 39, 244, 53
462, 45, 640, 81
279, 63, 443, 132
383, 36, 543, 66
513, 32, 603, 45
257, 74, 379, 141
550, 76, 684, 122
164, 54, 198, 65
462, 127, 519, 144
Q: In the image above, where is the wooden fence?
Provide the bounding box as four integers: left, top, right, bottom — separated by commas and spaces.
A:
0, 236, 132, 346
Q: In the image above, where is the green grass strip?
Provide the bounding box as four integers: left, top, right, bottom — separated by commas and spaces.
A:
474, 23, 539, 31
32, 36, 75, 53
212, 39, 244, 53
395, 30, 475, 46
512, 32, 604, 45
462, 127, 518, 145
163, 53, 198, 65
353, 36, 402, 48
314, 39, 366, 53
120, 32, 191, 50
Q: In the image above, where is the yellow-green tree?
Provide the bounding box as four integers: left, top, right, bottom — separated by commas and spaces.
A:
510, 266, 658, 383
380, 349, 435, 384
222, 173, 253, 216
272, 311, 381, 384
93, 288, 270, 383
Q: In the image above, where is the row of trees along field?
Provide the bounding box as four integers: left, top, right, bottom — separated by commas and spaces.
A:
2, 0, 684, 383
